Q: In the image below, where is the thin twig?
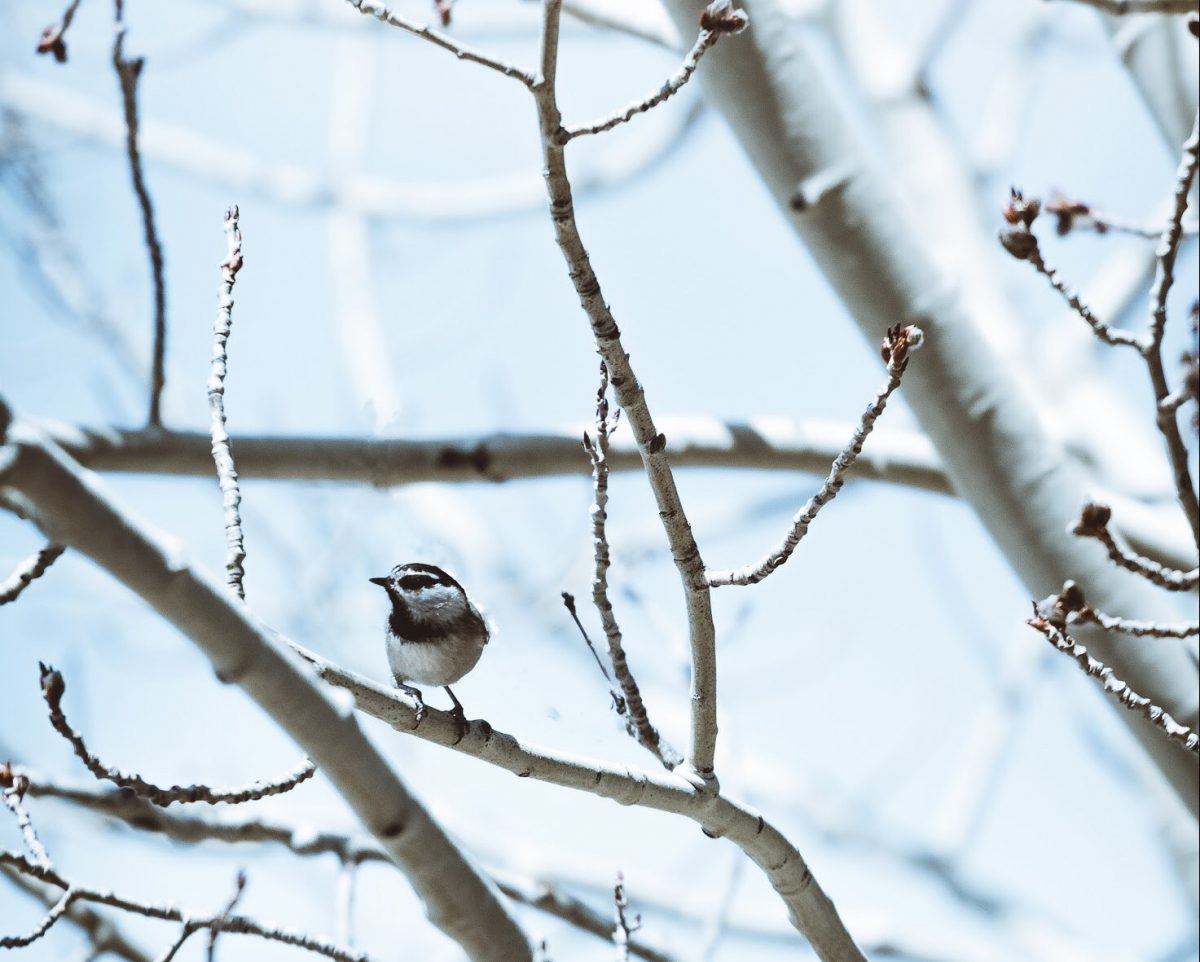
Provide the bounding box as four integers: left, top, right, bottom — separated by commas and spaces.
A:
206, 870, 247, 962
1072, 503, 1199, 591
1, 864, 151, 962
582, 363, 682, 769
1046, 579, 1198, 638
534, 0, 722, 784
155, 925, 197, 962
0, 543, 65, 605
0, 883, 74, 948
1, 852, 374, 962
563, 9, 743, 142
0, 768, 52, 869
1045, 195, 1199, 239
38, 663, 317, 806
562, 591, 627, 714
1051, 0, 1198, 13
1027, 604, 1200, 754
1143, 113, 1200, 547
611, 873, 639, 962
208, 206, 249, 600
707, 325, 923, 586
18, 772, 677, 962
1002, 228, 1144, 349
112, 10, 168, 428
345, 0, 536, 87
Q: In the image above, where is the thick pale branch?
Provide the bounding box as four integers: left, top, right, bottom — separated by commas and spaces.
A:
0, 416, 531, 962
657, 0, 1200, 815
293, 645, 868, 962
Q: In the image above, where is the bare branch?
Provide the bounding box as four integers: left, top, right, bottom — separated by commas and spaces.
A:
112, 17, 168, 428
998, 210, 1143, 348
1052, 0, 1198, 13
1027, 604, 1200, 753
0, 881, 74, 949
1, 852, 373, 962
294, 644, 869, 962
0, 420, 531, 960
534, 0, 721, 785
19, 772, 677, 962
344, 0, 536, 87
206, 870, 247, 962
0, 766, 52, 869
208, 206, 248, 601
1047, 579, 1199, 639
1, 864, 151, 962
707, 324, 922, 587
1073, 502, 1199, 589
32, 419, 952, 492
611, 872, 639, 962
0, 543, 65, 605
1144, 112, 1200, 546
562, 591, 628, 715
563, 5, 745, 141
39, 662, 317, 805
582, 364, 682, 769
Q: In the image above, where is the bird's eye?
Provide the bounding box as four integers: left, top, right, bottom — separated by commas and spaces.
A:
397, 574, 434, 590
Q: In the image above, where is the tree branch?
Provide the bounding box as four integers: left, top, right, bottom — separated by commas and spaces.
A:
0, 413, 532, 962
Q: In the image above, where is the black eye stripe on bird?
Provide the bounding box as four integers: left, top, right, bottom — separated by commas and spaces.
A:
369, 562, 488, 730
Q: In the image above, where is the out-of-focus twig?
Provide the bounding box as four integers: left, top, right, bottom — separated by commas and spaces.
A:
112, 7, 168, 428
0, 543, 65, 605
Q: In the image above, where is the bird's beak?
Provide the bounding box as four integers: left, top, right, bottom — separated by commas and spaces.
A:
368, 576, 390, 587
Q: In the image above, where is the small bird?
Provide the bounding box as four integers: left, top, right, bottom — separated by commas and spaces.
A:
369, 563, 489, 726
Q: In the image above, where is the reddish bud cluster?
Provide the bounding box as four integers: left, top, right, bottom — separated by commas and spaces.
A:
880, 324, 924, 369
1045, 194, 1093, 236
1002, 187, 1040, 228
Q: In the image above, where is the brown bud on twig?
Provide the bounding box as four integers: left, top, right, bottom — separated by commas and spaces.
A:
1073, 502, 1112, 538
38, 662, 65, 707
998, 228, 1040, 262
700, 0, 749, 34
36, 24, 68, 62
880, 324, 924, 369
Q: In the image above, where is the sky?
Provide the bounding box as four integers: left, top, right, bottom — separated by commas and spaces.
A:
1, 1, 1198, 961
